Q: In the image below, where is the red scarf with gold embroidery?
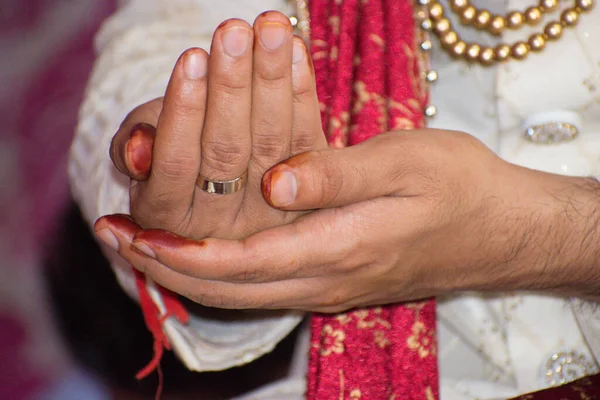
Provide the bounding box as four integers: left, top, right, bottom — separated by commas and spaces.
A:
305, 1, 439, 398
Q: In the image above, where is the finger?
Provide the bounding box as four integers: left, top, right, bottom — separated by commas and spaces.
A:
129, 208, 347, 283
140, 48, 209, 222
261, 131, 423, 210
196, 19, 253, 219
247, 11, 294, 190
110, 99, 162, 180
290, 36, 327, 154
94, 215, 308, 310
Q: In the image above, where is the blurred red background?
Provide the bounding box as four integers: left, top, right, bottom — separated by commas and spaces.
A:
0, 1, 117, 399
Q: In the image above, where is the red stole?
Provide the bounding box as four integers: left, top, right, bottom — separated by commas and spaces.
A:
306, 0, 439, 398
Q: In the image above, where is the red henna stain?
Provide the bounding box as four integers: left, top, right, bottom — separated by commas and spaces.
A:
261, 169, 274, 206
101, 214, 142, 235
257, 10, 292, 28
280, 151, 317, 168
134, 229, 182, 248
127, 123, 155, 178
133, 229, 204, 251
216, 19, 232, 30
130, 243, 151, 258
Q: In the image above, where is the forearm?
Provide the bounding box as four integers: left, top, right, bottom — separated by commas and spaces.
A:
468, 164, 600, 297
530, 172, 600, 297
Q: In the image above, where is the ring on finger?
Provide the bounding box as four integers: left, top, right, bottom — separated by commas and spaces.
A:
196, 171, 248, 195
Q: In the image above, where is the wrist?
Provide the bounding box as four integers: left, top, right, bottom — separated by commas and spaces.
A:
480, 165, 600, 295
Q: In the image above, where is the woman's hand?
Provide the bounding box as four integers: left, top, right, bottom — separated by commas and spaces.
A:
106, 11, 326, 240
96, 129, 600, 312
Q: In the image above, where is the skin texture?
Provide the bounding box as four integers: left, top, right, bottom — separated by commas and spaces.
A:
98, 12, 600, 313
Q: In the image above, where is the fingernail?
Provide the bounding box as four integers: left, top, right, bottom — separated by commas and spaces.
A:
222, 26, 250, 57
260, 22, 287, 51
269, 169, 298, 206
184, 50, 207, 80
292, 40, 305, 64
132, 241, 157, 259
126, 128, 153, 177
96, 228, 119, 252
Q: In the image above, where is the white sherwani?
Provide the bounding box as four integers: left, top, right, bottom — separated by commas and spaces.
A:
68, 0, 600, 398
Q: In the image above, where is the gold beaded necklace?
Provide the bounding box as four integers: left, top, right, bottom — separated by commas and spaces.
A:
421, 0, 595, 66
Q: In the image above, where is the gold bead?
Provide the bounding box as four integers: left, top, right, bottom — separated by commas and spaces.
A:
421, 18, 433, 31
434, 18, 451, 34
539, 0, 558, 12
429, 2, 444, 20
510, 41, 530, 60
461, 6, 477, 24
561, 8, 580, 26
474, 10, 492, 29
544, 21, 564, 40
507, 11, 524, 29
576, 0, 595, 12
424, 104, 437, 117
478, 47, 496, 66
495, 44, 512, 62
465, 43, 481, 61
450, 0, 469, 12
425, 70, 438, 83
528, 33, 546, 52
451, 40, 467, 57
525, 6, 543, 25
440, 31, 459, 47
489, 16, 506, 35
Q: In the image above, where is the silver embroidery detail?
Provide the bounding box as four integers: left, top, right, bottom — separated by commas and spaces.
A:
544, 351, 598, 386
524, 122, 578, 144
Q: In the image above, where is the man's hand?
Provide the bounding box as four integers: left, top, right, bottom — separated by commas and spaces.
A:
94, 129, 600, 312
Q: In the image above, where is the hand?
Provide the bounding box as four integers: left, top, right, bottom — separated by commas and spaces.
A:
96, 129, 600, 312
107, 11, 327, 240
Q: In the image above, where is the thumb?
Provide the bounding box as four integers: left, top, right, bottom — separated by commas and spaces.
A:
262, 132, 414, 210
109, 99, 162, 181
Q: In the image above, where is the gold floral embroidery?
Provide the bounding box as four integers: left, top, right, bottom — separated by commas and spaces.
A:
350, 389, 363, 399
407, 321, 434, 358
329, 16, 340, 35
336, 312, 352, 325
425, 387, 436, 400
374, 330, 390, 349
406, 303, 438, 358
321, 324, 346, 356
369, 33, 385, 49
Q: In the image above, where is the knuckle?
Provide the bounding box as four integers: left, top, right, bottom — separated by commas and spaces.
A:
202, 140, 248, 174
291, 130, 319, 153
251, 126, 289, 160
255, 65, 288, 88
155, 155, 198, 178
292, 85, 315, 103
319, 159, 344, 205
170, 100, 206, 119
214, 76, 249, 97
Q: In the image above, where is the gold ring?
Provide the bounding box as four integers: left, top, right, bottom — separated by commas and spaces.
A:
196, 171, 247, 195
